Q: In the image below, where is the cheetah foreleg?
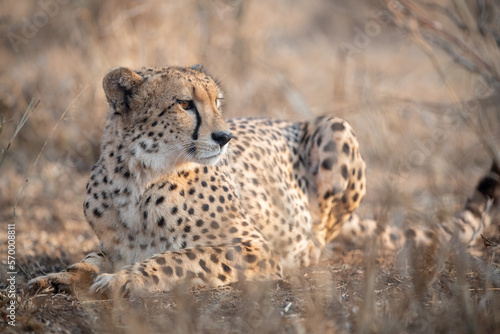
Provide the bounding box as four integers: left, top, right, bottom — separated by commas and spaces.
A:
90, 241, 282, 299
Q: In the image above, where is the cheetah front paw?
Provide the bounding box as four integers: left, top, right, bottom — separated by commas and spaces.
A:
90, 272, 145, 299
90, 273, 117, 299
28, 273, 67, 294
28, 271, 83, 295
28, 263, 98, 296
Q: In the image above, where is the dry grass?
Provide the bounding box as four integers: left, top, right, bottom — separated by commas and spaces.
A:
1, 0, 499, 333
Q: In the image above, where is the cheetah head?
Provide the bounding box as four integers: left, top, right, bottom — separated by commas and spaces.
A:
102, 65, 232, 175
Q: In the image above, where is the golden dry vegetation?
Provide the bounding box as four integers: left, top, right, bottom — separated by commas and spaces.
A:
1, 0, 500, 333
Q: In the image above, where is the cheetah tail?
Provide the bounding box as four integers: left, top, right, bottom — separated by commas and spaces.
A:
335, 162, 500, 252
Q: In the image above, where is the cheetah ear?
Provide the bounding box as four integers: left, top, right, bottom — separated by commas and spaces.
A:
103, 67, 144, 114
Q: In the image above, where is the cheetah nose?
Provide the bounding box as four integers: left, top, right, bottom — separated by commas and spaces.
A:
211, 131, 233, 147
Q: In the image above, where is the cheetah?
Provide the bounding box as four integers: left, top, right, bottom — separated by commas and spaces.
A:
29, 65, 500, 298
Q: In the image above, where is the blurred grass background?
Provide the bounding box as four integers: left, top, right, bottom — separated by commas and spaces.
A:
0, 0, 499, 333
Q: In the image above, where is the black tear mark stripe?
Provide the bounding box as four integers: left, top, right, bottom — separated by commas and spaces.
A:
190, 87, 202, 141
192, 107, 202, 140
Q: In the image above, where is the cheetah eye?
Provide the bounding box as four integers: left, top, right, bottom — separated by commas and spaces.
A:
215, 98, 223, 108
177, 100, 194, 110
